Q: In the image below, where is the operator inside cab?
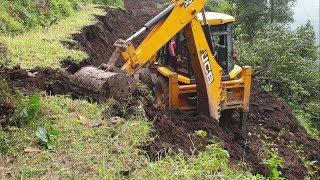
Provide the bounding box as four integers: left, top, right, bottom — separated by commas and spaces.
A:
158, 12, 237, 78
168, 36, 177, 71
210, 23, 234, 74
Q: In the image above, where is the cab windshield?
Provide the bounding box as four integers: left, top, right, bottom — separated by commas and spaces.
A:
210, 23, 234, 73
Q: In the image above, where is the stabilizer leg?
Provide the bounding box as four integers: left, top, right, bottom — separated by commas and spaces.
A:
240, 110, 248, 136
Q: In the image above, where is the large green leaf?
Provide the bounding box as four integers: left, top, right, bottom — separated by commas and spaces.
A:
36, 127, 49, 143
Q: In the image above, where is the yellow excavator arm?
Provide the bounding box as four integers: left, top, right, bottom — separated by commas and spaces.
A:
107, 0, 224, 118
74, 0, 252, 129
108, 0, 207, 74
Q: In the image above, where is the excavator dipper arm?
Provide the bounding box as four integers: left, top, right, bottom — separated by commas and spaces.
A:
184, 19, 222, 119
116, 0, 209, 75
108, 0, 223, 118
74, 0, 234, 120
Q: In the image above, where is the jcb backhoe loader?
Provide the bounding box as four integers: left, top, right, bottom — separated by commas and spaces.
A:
72, 0, 252, 131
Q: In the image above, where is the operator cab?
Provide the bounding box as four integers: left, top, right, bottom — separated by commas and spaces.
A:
157, 12, 237, 80
197, 12, 235, 74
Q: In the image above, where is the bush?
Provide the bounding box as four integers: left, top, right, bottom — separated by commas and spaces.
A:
205, 0, 236, 15
0, 0, 123, 35
0, 0, 79, 34
236, 22, 320, 135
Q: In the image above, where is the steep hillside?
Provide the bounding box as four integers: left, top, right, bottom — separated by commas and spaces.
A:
0, 0, 319, 179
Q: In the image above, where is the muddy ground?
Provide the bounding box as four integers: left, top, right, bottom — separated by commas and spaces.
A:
0, 0, 319, 179
144, 81, 320, 178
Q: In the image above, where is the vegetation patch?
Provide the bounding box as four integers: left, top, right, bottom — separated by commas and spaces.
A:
0, 4, 105, 69
1, 0, 319, 179
0, 94, 260, 179
0, 0, 123, 35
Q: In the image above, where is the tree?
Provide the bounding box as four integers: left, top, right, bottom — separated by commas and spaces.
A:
236, 22, 320, 135
234, 0, 266, 38
233, 0, 296, 40
267, 0, 296, 24
205, 0, 236, 16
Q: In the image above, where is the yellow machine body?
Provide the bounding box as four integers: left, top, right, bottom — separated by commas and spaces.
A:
111, 0, 252, 120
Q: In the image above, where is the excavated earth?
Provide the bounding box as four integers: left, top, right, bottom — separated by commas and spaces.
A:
0, 0, 319, 179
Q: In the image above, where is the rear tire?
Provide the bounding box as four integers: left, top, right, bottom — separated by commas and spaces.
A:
156, 76, 169, 109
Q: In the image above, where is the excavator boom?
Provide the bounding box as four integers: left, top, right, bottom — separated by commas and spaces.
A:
109, 0, 209, 75
73, 0, 210, 101
72, 0, 252, 125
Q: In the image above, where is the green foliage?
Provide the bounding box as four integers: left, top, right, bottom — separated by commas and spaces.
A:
91, 0, 124, 7
156, 2, 170, 9
289, 142, 320, 178
193, 130, 208, 138
141, 143, 261, 179
303, 160, 320, 179
10, 92, 41, 126
0, 0, 123, 35
232, 0, 296, 40
237, 22, 320, 135
0, 79, 10, 99
0, 12, 24, 34
0, 4, 104, 69
258, 132, 285, 179
304, 102, 320, 128
294, 111, 320, 139
239, 24, 318, 104
36, 124, 60, 150
262, 146, 284, 180
0, 79, 42, 126
0, 0, 79, 34
205, 0, 236, 15
194, 143, 230, 171
0, 130, 9, 153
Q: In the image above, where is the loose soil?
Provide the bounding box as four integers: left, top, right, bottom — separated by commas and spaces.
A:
66, 0, 163, 73
0, 0, 319, 179
144, 81, 320, 179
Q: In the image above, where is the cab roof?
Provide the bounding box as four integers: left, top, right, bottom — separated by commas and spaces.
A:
197, 12, 235, 25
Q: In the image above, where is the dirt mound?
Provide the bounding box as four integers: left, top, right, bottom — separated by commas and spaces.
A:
143, 80, 320, 179
0, 102, 13, 128
0, 66, 71, 128
0, 66, 71, 95
67, 2, 162, 73
0, 66, 129, 102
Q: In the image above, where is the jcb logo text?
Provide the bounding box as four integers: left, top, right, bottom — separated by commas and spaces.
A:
184, 0, 194, 7
201, 50, 214, 84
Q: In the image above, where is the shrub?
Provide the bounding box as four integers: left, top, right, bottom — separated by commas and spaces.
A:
236, 22, 320, 135
0, 0, 122, 35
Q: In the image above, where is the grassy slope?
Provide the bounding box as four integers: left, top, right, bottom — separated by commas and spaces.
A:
0, 95, 261, 179
294, 112, 319, 140
0, 4, 105, 69
0, 2, 264, 179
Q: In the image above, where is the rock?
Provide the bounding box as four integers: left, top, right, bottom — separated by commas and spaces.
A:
109, 116, 125, 125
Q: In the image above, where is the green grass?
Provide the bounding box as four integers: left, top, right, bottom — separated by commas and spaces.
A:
0, 95, 263, 179
1, 95, 151, 178
294, 111, 320, 140
0, 4, 105, 69
0, 1, 264, 178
